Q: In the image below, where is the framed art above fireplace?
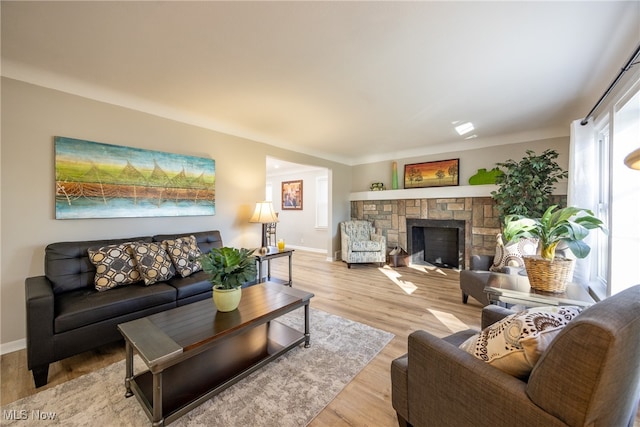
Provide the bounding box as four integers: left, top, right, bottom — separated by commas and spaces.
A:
404, 159, 459, 189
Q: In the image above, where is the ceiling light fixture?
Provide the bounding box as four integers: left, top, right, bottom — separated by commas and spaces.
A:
624, 147, 640, 170
455, 122, 474, 136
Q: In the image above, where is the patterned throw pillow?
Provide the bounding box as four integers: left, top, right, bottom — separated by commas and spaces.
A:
163, 235, 203, 278
490, 233, 538, 272
459, 306, 582, 378
88, 243, 140, 291
129, 242, 175, 285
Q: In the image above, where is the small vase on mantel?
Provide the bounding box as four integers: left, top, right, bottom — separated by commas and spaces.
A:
392, 161, 399, 190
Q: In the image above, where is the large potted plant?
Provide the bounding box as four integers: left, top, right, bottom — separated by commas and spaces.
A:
503, 205, 607, 292
198, 247, 257, 311
491, 149, 568, 222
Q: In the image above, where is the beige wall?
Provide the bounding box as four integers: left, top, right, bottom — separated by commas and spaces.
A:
351, 137, 570, 192
268, 169, 329, 251
0, 77, 569, 349
0, 78, 352, 347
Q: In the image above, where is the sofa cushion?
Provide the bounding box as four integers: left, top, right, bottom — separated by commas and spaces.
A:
163, 235, 203, 277
54, 282, 176, 333
165, 270, 212, 301
45, 236, 153, 294
490, 234, 538, 272
458, 306, 582, 378
129, 241, 175, 285
351, 240, 382, 251
87, 243, 141, 291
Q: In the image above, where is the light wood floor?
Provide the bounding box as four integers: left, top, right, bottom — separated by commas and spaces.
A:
2, 251, 639, 426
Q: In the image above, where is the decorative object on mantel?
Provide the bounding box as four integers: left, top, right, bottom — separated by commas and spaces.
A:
54, 136, 215, 219
468, 167, 503, 185
370, 182, 385, 191
404, 159, 459, 189
282, 180, 303, 210
503, 205, 607, 293
624, 147, 640, 170
249, 201, 279, 254
491, 149, 567, 223
198, 246, 257, 311
391, 161, 399, 189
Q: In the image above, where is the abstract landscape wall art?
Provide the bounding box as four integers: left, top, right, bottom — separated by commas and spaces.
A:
403, 159, 459, 189
55, 137, 215, 219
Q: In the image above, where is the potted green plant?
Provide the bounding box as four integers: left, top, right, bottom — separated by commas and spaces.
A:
503, 205, 607, 292
198, 246, 257, 311
491, 149, 568, 222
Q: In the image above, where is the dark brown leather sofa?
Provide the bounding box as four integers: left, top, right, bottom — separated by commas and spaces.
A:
25, 230, 225, 387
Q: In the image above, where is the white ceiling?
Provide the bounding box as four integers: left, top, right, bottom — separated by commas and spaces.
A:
2, 1, 639, 166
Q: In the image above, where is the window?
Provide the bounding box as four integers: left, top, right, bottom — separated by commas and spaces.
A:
609, 87, 640, 295
583, 76, 640, 297
595, 127, 609, 287
315, 175, 328, 228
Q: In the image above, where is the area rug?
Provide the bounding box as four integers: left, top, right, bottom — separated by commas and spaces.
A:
2, 308, 393, 426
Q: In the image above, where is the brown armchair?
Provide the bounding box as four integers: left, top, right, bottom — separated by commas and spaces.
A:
391, 285, 640, 427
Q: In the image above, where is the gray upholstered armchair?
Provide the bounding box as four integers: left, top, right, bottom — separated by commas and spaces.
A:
391, 285, 640, 427
340, 220, 386, 268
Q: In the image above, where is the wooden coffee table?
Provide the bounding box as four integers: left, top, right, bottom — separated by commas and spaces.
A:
117, 282, 314, 426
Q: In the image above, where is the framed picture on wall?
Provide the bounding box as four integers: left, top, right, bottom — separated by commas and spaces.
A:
54, 136, 216, 219
282, 180, 303, 210
404, 159, 459, 189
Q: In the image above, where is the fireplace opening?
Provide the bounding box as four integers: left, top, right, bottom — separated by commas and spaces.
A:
407, 219, 465, 269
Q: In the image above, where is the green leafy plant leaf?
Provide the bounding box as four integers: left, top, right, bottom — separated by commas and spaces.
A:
198, 247, 257, 290
491, 149, 569, 222
503, 205, 607, 260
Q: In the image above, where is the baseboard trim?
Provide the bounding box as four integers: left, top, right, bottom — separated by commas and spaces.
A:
285, 245, 327, 254
1, 338, 26, 355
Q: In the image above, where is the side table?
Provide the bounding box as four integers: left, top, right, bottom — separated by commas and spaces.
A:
484, 272, 595, 308
254, 247, 294, 286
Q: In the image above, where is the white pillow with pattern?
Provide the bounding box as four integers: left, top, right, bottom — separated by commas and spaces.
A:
459, 305, 582, 378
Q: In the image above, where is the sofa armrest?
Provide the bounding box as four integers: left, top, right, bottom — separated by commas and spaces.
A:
340, 234, 351, 261
25, 276, 55, 370
481, 304, 514, 329
371, 233, 386, 254
404, 330, 565, 426
470, 254, 493, 271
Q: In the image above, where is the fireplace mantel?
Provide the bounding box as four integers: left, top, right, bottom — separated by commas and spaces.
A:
350, 184, 497, 201
349, 182, 567, 201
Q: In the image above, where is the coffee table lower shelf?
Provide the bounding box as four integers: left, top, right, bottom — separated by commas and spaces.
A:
128, 320, 304, 426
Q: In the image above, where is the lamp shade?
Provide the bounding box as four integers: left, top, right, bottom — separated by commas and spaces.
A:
249, 201, 279, 223
624, 147, 640, 170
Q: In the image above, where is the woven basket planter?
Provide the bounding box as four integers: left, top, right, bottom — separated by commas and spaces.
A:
524, 255, 575, 293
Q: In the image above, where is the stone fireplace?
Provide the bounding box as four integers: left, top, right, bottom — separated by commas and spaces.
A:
407, 218, 465, 269
349, 191, 565, 270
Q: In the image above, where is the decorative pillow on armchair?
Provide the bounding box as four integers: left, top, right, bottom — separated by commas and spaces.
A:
490, 233, 538, 272
459, 306, 582, 378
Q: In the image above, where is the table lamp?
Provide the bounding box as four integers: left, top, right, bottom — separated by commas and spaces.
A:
249, 201, 279, 254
